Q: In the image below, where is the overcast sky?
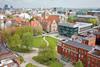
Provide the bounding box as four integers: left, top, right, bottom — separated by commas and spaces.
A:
0, 0, 100, 8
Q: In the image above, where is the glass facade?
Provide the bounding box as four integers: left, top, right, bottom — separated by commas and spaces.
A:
58, 25, 78, 37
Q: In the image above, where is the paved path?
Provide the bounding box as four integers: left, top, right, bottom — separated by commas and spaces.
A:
19, 35, 73, 67
43, 37, 49, 47
19, 36, 49, 67
57, 54, 74, 67
19, 48, 47, 67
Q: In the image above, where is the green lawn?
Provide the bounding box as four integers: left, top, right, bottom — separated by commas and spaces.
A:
33, 36, 57, 48
49, 61, 63, 67
45, 36, 57, 48
32, 36, 63, 67
33, 36, 47, 48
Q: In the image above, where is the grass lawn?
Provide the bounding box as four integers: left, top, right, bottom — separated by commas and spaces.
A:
32, 36, 63, 67
33, 36, 57, 48
45, 36, 57, 48
33, 36, 47, 48
49, 61, 63, 67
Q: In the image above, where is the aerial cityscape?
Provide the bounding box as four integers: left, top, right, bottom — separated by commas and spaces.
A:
0, 0, 100, 67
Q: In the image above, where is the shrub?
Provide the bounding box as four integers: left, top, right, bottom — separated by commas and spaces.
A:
17, 56, 24, 64
49, 61, 63, 67
75, 60, 84, 67
26, 63, 37, 67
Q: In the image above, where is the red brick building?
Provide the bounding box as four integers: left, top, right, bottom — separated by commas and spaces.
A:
40, 15, 60, 32
57, 40, 100, 67
94, 30, 100, 45
87, 53, 100, 67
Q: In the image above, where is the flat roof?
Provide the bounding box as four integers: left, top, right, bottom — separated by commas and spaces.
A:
77, 15, 97, 18
88, 11, 100, 13
92, 49, 100, 58
94, 32, 100, 35
58, 22, 92, 28
58, 22, 79, 28
62, 40, 92, 51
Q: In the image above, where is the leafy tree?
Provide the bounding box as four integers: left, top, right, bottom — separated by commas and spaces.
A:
88, 18, 97, 25
8, 34, 21, 48
29, 17, 36, 22
29, 17, 43, 35
33, 24, 43, 35
15, 26, 33, 38
67, 16, 77, 23
7, 15, 14, 19
18, 56, 24, 64
2, 30, 11, 42
21, 32, 33, 49
29, 17, 36, 26
75, 60, 84, 67
34, 46, 57, 65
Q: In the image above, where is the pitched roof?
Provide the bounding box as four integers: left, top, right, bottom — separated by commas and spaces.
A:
42, 15, 60, 24
27, 20, 40, 27
13, 17, 24, 23
0, 43, 16, 60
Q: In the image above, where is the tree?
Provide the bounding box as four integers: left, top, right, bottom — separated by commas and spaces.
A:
7, 15, 12, 18
88, 18, 97, 25
33, 24, 43, 35
75, 60, 84, 67
21, 32, 33, 49
29, 17, 36, 26
15, 26, 33, 38
8, 34, 21, 48
67, 16, 77, 23
2, 30, 11, 42
29, 17, 36, 22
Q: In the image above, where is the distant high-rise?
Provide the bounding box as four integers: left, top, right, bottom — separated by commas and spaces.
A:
0, 8, 2, 10
4, 4, 9, 10
10, 5, 13, 9
53, 8, 57, 11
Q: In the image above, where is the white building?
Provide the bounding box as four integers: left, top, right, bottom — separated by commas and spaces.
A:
19, 13, 32, 20
66, 22, 93, 33
0, 14, 6, 20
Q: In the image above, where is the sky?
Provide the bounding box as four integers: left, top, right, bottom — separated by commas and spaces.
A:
0, 0, 100, 8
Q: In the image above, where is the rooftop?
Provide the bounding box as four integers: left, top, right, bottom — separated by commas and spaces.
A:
77, 15, 97, 18
92, 49, 100, 58
94, 32, 100, 35
88, 11, 100, 13
58, 22, 92, 28
62, 40, 93, 51
0, 43, 16, 61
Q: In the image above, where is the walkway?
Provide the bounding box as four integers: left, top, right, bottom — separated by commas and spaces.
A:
19, 48, 47, 67
19, 34, 73, 67
19, 36, 50, 67
57, 54, 74, 67
43, 36, 49, 47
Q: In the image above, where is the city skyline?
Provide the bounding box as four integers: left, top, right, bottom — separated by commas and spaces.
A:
0, 0, 100, 8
